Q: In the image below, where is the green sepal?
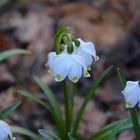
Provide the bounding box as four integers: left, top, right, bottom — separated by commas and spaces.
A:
55, 26, 69, 54
67, 43, 74, 54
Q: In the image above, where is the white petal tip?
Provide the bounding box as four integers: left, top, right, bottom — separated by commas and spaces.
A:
121, 90, 124, 95
72, 77, 79, 83
95, 55, 99, 61
85, 71, 91, 77
45, 63, 48, 67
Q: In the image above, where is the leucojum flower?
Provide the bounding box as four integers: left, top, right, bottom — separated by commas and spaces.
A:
0, 120, 16, 140
122, 81, 140, 108
47, 37, 98, 83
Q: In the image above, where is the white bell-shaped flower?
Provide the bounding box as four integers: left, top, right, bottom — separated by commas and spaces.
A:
0, 120, 16, 140
47, 46, 88, 83
74, 38, 99, 71
122, 81, 140, 108
47, 52, 57, 75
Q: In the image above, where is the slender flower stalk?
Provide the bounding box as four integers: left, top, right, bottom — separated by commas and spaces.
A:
62, 80, 70, 132
129, 108, 140, 140
70, 83, 76, 125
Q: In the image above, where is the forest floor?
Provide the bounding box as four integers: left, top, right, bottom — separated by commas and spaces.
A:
0, 0, 140, 139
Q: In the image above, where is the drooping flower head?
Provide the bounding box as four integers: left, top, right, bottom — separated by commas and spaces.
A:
122, 81, 140, 108
46, 26, 98, 83
0, 120, 16, 140
74, 38, 99, 71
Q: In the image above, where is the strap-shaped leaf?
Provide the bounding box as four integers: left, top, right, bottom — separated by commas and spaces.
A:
17, 90, 49, 109
33, 77, 64, 126
0, 101, 21, 119
68, 132, 83, 140
0, 49, 29, 62
12, 126, 40, 140
38, 129, 61, 140
117, 68, 126, 89
17, 89, 68, 139
88, 117, 140, 140
72, 65, 113, 132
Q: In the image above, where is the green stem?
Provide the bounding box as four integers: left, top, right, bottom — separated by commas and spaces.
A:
70, 83, 76, 126
62, 79, 70, 132
129, 108, 140, 140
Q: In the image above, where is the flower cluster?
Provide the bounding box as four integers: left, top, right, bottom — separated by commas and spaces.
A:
0, 120, 16, 140
47, 38, 98, 83
122, 81, 140, 108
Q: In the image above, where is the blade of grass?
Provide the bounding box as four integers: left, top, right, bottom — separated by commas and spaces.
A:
38, 129, 61, 140
72, 65, 113, 132
12, 126, 40, 140
68, 132, 83, 140
0, 101, 21, 119
17, 90, 49, 109
17, 90, 67, 139
0, 49, 29, 62
88, 116, 140, 140
33, 77, 64, 127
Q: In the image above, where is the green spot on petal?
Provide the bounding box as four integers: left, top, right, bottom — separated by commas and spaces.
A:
85, 71, 90, 77
126, 101, 132, 107
56, 74, 61, 81
72, 77, 78, 83
87, 65, 91, 70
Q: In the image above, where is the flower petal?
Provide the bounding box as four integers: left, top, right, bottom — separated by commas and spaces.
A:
71, 54, 89, 77
78, 50, 93, 68
78, 38, 96, 58
52, 54, 72, 82
123, 82, 140, 108
46, 52, 57, 74
0, 120, 12, 139
68, 62, 82, 83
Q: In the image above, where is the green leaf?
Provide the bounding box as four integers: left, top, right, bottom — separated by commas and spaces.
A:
0, 101, 21, 119
0, 0, 11, 6
17, 90, 49, 109
33, 77, 64, 126
33, 77, 61, 114
38, 129, 61, 140
54, 26, 69, 54
17, 88, 68, 139
72, 65, 114, 132
88, 116, 140, 140
33, 77, 68, 139
68, 132, 83, 140
117, 68, 126, 89
0, 49, 29, 62
12, 126, 40, 140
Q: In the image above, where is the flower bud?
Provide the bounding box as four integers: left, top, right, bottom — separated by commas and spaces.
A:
67, 44, 74, 54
